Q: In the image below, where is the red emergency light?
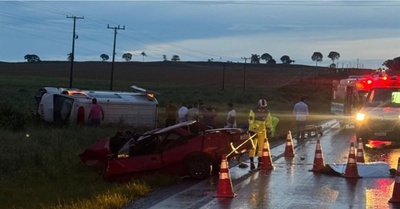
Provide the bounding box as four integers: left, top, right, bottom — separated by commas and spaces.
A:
357, 75, 400, 90
355, 79, 373, 91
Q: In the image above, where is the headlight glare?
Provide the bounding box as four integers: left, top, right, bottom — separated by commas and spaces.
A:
356, 113, 366, 121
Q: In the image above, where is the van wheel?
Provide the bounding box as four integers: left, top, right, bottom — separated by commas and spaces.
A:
185, 155, 212, 179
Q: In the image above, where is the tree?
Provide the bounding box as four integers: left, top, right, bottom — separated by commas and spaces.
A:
311, 52, 323, 66
171, 54, 180, 62
122, 53, 132, 62
24, 54, 41, 63
280, 55, 294, 64
163, 54, 167, 61
260, 53, 272, 64
250, 54, 260, 64
383, 56, 400, 71
267, 59, 276, 65
67, 53, 73, 62
100, 54, 109, 62
327, 51, 340, 63
141, 51, 147, 61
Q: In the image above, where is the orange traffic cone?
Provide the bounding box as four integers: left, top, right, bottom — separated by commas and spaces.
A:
343, 142, 361, 178
284, 131, 295, 157
214, 154, 237, 198
310, 139, 325, 172
356, 138, 365, 163
389, 157, 400, 203
260, 139, 274, 170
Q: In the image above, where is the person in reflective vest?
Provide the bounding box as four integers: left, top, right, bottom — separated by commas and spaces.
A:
248, 99, 272, 170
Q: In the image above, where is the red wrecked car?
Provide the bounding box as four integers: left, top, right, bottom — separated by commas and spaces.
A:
80, 121, 251, 181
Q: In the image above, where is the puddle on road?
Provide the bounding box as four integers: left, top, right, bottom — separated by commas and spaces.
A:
364, 146, 400, 168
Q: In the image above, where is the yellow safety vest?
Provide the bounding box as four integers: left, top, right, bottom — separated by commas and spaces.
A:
248, 107, 272, 132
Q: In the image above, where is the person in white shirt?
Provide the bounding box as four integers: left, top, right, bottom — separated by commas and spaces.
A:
225, 102, 237, 128
293, 96, 309, 140
178, 103, 189, 123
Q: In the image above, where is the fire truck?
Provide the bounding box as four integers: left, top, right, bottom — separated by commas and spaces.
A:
353, 73, 400, 146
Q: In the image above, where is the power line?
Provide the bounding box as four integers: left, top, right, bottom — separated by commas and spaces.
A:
1, 1, 398, 64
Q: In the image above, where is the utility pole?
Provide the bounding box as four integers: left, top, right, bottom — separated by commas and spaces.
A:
241, 57, 250, 91
357, 58, 359, 69
222, 63, 226, 90
107, 24, 125, 90
67, 15, 84, 88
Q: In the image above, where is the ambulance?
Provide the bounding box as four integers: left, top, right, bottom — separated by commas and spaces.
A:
353, 73, 400, 146
35, 85, 159, 128
330, 74, 373, 125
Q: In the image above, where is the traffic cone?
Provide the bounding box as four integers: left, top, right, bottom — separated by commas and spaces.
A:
214, 154, 237, 198
260, 139, 274, 170
356, 138, 365, 163
389, 157, 400, 203
343, 142, 361, 178
284, 131, 295, 157
310, 139, 325, 172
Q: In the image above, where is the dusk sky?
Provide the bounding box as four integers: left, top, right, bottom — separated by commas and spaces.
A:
1, 0, 399, 68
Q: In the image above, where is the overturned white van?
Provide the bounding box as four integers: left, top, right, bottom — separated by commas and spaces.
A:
35, 86, 158, 128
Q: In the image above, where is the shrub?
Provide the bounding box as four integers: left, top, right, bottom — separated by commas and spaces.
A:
0, 101, 27, 131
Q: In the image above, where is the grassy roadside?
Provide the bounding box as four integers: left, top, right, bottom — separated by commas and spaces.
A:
0, 69, 336, 208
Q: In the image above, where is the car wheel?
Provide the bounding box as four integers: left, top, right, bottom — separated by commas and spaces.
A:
212, 162, 221, 175
185, 155, 212, 179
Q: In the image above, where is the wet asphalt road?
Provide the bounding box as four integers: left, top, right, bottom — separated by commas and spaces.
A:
126, 122, 400, 209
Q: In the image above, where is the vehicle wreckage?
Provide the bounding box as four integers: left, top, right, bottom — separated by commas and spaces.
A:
80, 121, 253, 181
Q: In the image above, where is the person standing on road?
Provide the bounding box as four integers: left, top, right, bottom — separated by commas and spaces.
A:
165, 100, 178, 127
88, 98, 104, 126
178, 103, 189, 123
248, 99, 272, 170
293, 96, 309, 140
225, 102, 237, 128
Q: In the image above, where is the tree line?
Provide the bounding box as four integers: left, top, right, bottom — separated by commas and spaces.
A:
22, 52, 399, 71
242, 51, 340, 66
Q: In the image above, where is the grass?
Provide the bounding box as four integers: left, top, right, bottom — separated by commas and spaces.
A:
0, 76, 181, 209
0, 124, 179, 209
0, 62, 357, 208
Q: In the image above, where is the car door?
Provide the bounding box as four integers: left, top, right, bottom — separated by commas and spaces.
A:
53, 94, 74, 125
105, 135, 163, 177
160, 132, 199, 167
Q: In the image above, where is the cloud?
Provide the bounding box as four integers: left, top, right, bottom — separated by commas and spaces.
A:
1, 0, 399, 68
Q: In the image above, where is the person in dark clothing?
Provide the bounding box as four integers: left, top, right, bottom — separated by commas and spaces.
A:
165, 100, 178, 127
